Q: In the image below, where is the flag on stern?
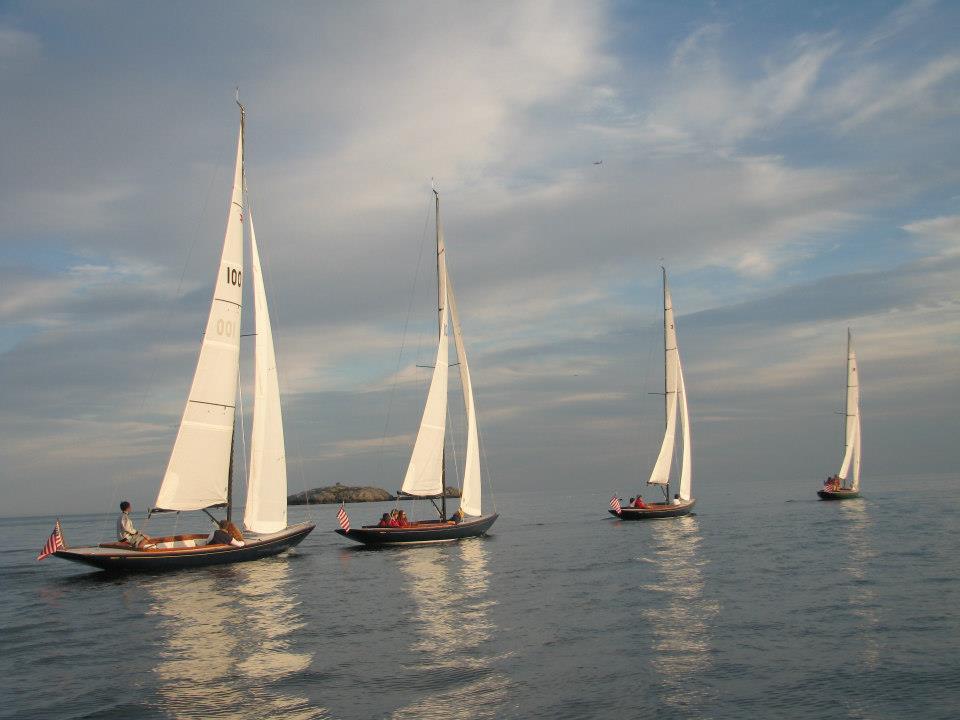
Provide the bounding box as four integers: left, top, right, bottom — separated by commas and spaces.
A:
337, 504, 350, 532
610, 495, 622, 515
37, 519, 65, 561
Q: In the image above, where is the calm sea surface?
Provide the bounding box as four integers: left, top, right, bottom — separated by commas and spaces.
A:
2, 474, 958, 719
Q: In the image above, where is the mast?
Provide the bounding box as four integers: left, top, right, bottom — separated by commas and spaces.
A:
435, 186, 447, 521
226, 427, 235, 522
661, 267, 670, 503
226, 93, 246, 524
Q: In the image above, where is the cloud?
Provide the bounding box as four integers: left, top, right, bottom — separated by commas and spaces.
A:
2, 2, 960, 514
0, 24, 40, 60
902, 214, 960, 255
833, 54, 960, 130
859, 0, 937, 52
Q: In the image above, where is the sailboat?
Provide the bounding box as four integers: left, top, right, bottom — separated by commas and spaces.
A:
611, 268, 695, 520
54, 100, 315, 570
337, 188, 498, 545
818, 330, 862, 500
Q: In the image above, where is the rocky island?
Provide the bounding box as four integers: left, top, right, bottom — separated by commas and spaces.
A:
287, 483, 461, 505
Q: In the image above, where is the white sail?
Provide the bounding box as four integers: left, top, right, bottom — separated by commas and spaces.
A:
837, 331, 861, 490
244, 213, 288, 534
155, 126, 244, 512
648, 279, 680, 486
446, 267, 482, 517
401, 239, 449, 498
677, 356, 693, 501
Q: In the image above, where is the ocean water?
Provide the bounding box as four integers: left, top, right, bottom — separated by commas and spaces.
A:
2, 474, 958, 719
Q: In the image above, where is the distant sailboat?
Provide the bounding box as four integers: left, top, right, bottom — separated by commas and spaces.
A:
611, 268, 695, 520
54, 100, 315, 570
337, 188, 498, 545
818, 330, 862, 500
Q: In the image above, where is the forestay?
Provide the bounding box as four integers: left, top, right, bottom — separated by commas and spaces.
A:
155, 126, 244, 512
244, 213, 288, 534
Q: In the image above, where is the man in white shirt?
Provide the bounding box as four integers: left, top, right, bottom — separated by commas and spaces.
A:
117, 501, 153, 548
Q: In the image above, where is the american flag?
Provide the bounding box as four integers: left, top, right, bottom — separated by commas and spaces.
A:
37, 519, 65, 561
336, 504, 350, 532
610, 495, 622, 515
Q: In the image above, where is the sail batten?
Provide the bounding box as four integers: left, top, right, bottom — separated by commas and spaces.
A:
155, 124, 244, 513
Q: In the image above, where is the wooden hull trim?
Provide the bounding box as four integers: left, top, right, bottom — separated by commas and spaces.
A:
336, 513, 498, 546
817, 489, 861, 500
609, 499, 696, 520
52, 522, 315, 571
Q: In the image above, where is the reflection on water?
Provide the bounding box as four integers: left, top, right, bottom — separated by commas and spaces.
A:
839, 501, 881, 672
641, 516, 718, 710
146, 560, 329, 720
390, 540, 510, 719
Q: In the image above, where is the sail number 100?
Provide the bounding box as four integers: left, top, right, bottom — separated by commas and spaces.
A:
225, 267, 242, 287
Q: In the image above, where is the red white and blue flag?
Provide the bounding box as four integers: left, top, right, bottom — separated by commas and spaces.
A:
336, 504, 350, 532
37, 519, 65, 561
610, 495, 622, 515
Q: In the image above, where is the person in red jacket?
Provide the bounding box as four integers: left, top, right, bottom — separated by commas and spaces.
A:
377, 513, 392, 528
633, 495, 647, 509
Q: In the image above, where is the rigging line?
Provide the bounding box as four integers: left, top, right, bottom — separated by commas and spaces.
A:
447, 401, 462, 495
138, 164, 222, 416
104, 163, 223, 540
237, 367, 250, 517
376, 192, 433, 482
637, 282, 661, 481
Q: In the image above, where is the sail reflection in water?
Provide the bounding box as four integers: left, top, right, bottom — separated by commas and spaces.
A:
641, 516, 718, 709
391, 540, 510, 719
147, 560, 329, 720
839, 501, 881, 672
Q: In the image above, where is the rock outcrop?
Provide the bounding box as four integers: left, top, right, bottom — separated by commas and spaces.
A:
287, 483, 461, 505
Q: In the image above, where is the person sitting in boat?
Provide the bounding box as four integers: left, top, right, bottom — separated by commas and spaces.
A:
116, 501, 154, 549
671, 494, 682, 506
824, 476, 841, 491
396, 510, 410, 528
377, 512, 392, 528
633, 495, 647, 509
208, 520, 245, 547
387, 510, 403, 527
450, 508, 464, 524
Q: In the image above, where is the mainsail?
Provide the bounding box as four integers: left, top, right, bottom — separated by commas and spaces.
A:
647, 271, 692, 500
837, 330, 861, 491
244, 212, 289, 534
155, 125, 244, 512
400, 221, 449, 498
648, 275, 681, 487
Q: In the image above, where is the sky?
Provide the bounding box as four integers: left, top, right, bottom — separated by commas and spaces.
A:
1, 0, 958, 516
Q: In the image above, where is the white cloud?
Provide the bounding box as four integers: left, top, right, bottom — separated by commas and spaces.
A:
902, 214, 960, 255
